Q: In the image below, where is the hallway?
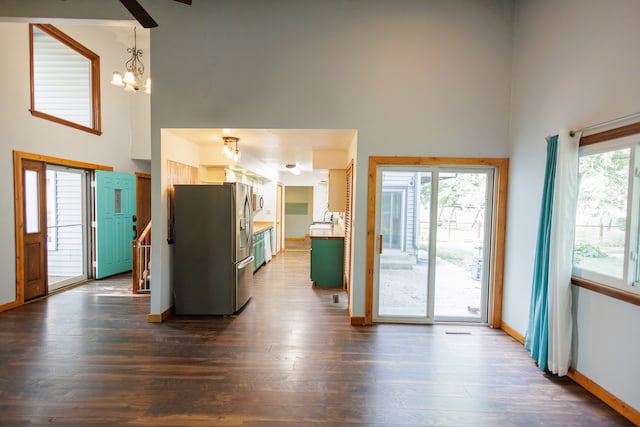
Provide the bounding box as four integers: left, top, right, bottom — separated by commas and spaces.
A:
0, 250, 631, 426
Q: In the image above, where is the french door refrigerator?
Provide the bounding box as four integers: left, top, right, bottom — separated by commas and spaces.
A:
173, 183, 254, 315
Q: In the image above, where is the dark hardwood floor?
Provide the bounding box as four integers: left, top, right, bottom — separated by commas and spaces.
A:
0, 250, 633, 426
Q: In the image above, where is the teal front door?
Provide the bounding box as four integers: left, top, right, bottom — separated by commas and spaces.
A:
95, 171, 136, 279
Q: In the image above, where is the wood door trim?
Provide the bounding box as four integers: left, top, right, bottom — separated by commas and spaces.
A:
10, 151, 113, 312
365, 156, 509, 326
13, 151, 26, 305
14, 151, 113, 171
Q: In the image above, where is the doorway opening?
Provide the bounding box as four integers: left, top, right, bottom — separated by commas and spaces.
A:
365, 156, 508, 326
374, 166, 494, 323
13, 151, 145, 305
283, 185, 313, 251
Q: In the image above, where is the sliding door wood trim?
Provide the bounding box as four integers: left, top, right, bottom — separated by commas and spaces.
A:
365, 156, 509, 326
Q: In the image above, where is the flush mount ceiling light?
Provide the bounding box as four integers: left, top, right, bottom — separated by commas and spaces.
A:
222, 136, 241, 162
110, 27, 151, 94
285, 164, 301, 175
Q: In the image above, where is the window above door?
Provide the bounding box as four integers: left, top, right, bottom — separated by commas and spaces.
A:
29, 24, 102, 135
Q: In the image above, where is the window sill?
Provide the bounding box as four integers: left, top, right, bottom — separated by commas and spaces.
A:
571, 276, 640, 307
30, 110, 102, 136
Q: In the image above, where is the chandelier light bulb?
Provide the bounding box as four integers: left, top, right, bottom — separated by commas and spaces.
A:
123, 71, 136, 85
110, 72, 124, 87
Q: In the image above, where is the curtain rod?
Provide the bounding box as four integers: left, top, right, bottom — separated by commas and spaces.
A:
570, 111, 640, 137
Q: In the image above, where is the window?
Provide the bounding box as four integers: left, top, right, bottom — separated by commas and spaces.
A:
29, 24, 101, 135
573, 133, 640, 296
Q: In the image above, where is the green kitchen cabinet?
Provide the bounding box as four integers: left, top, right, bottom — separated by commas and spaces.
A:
253, 226, 274, 272
253, 230, 265, 272
310, 237, 344, 287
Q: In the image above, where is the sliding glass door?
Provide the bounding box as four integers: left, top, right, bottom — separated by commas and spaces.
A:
373, 166, 495, 323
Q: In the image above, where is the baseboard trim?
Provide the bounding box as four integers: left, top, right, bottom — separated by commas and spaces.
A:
501, 321, 524, 344
350, 316, 368, 326
147, 306, 173, 323
0, 299, 20, 314
501, 322, 639, 424
568, 368, 640, 425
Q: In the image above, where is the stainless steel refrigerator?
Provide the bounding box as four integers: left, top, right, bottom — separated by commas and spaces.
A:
173, 183, 254, 315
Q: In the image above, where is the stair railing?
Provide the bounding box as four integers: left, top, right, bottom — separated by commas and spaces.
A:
132, 220, 152, 294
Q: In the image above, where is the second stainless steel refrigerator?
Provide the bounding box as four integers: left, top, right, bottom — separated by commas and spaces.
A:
173, 183, 254, 315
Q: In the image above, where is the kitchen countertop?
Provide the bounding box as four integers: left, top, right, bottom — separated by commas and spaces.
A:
309, 224, 345, 239
253, 221, 274, 235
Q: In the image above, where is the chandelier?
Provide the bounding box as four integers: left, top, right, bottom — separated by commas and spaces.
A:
110, 27, 151, 94
222, 136, 241, 162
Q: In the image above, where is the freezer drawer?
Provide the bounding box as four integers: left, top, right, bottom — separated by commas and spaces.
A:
235, 255, 254, 311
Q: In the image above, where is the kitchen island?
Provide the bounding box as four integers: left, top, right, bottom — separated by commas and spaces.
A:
309, 224, 344, 288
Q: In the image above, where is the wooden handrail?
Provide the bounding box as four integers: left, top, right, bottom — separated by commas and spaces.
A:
137, 220, 152, 245
133, 220, 152, 294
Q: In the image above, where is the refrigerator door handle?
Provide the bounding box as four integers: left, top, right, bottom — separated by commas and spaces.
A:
237, 256, 255, 270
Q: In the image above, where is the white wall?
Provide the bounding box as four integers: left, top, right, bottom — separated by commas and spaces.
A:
284, 186, 313, 238
506, 0, 640, 411
313, 181, 329, 222
147, 0, 513, 316
153, 131, 199, 313
253, 180, 277, 224
0, 21, 150, 306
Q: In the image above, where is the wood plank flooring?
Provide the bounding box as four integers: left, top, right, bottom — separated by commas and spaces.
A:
0, 249, 633, 426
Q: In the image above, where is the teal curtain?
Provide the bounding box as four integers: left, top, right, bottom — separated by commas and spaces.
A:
524, 135, 558, 372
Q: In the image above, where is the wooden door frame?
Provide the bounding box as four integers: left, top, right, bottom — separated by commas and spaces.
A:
10, 151, 111, 311
364, 156, 509, 327
135, 172, 152, 239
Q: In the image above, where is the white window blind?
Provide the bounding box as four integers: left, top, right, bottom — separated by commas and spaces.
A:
32, 26, 93, 128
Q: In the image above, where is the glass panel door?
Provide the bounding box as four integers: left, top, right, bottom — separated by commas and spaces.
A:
46, 165, 89, 291
374, 166, 494, 324
434, 170, 493, 322
375, 169, 434, 322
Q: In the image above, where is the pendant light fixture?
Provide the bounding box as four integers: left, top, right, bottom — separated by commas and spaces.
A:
285, 164, 301, 175
110, 27, 151, 94
223, 136, 241, 162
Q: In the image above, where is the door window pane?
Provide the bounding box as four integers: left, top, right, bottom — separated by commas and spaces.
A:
46, 167, 87, 290
377, 171, 430, 317
25, 170, 40, 234
381, 190, 404, 250
114, 189, 122, 214
434, 172, 488, 319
